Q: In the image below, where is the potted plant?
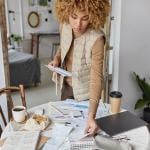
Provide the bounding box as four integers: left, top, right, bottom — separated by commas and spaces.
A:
10, 34, 22, 48
133, 72, 150, 123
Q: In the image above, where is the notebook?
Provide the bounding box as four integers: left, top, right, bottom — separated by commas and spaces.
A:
96, 111, 148, 136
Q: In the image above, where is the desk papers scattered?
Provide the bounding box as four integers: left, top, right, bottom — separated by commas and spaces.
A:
68, 119, 95, 150
1, 131, 40, 150
69, 138, 95, 150
45, 65, 72, 77
42, 122, 94, 150
48, 101, 86, 124
43, 123, 73, 150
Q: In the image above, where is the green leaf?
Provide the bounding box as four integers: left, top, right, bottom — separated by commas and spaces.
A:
133, 72, 150, 99
10, 34, 22, 42
143, 94, 150, 101
135, 99, 150, 109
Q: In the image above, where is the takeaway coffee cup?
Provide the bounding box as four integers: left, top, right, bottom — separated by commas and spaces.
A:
109, 91, 122, 114
12, 106, 26, 122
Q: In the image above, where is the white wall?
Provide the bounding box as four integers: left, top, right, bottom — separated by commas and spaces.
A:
22, 0, 59, 38
7, 0, 59, 37
112, 0, 150, 115
7, 0, 59, 58
7, 0, 22, 36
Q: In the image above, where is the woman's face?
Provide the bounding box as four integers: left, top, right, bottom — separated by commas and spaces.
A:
69, 10, 90, 37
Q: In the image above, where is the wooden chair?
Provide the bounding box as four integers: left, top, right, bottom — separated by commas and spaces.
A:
0, 105, 7, 136
0, 84, 26, 121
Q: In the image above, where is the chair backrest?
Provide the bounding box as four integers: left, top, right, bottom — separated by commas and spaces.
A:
0, 105, 7, 136
0, 84, 26, 121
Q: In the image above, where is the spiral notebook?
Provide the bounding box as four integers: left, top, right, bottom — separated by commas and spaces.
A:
96, 111, 147, 136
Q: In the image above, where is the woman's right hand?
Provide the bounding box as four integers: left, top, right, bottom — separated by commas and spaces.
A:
48, 58, 60, 67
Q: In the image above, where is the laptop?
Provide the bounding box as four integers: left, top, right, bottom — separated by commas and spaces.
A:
96, 111, 148, 136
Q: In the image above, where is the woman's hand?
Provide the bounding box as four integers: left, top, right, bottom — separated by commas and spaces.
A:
48, 58, 60, 67
85, 115, 100, 136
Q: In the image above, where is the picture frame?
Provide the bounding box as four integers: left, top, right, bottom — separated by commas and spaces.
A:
28, 11, 40, 28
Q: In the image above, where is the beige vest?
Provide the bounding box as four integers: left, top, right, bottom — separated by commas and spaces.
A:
60, 24, 104, 101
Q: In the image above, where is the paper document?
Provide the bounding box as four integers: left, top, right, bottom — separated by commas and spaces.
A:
69, 138, 94, 150
43, 123, 73, 150
1, 131, 40, 150
45, 65, 72, 77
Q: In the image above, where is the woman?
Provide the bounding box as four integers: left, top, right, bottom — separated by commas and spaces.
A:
49, 0, 110, 135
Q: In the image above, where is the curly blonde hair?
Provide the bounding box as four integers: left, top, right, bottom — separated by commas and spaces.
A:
54, 0, 110, 30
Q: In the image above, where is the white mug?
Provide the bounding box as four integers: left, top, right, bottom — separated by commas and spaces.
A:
12, 106, 26, 122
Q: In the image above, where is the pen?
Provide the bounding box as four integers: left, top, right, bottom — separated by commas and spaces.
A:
73, 115, 82, 118
55, 115, 65, 118
80, 110, 85, 119
65, 122, 71, 126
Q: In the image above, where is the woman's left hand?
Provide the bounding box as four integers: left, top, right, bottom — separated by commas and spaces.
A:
85, 116, 100, 136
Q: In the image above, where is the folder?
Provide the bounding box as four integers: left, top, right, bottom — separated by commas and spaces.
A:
96, 111, 148, 136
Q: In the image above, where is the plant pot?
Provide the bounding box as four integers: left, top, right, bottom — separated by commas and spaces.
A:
14, 41, 19, 48
143, 107, 150, 123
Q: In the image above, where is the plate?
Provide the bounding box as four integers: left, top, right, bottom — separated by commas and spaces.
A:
24, 114, 51, 131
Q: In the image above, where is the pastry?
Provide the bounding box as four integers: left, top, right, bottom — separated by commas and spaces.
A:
24, 114, 51, 131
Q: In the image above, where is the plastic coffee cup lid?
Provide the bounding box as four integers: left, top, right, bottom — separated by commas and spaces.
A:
109, 91, 122, 98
